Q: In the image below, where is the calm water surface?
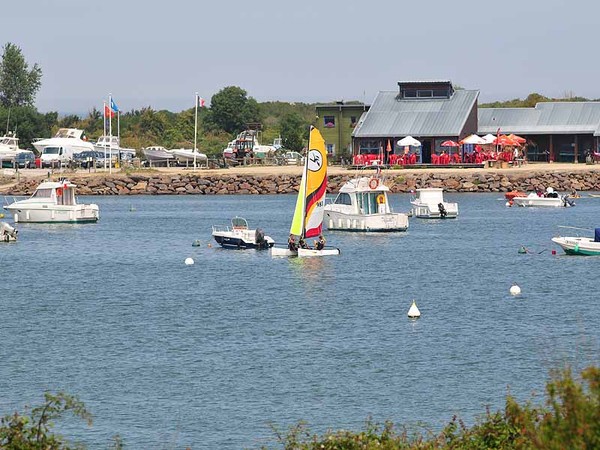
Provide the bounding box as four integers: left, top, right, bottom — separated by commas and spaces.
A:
1, 193, 599, 449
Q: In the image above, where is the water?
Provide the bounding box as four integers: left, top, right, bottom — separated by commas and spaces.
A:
1, 193, 599, 449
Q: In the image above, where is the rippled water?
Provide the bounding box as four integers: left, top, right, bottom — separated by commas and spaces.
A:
1, 193, 599, 449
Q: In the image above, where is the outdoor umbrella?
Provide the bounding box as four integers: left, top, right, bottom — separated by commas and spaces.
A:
440, 140, 459, 147
493, 135, 518, 146
459, 134, 486, 145
508, 134, 526, 144
481, 134, 497, 144
397, 136, 421, 147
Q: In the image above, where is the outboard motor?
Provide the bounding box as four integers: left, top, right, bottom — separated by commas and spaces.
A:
438, 203, 447, 218
255, 228, 265, 249
0, 222, 17, 242
562, 195, 576, 207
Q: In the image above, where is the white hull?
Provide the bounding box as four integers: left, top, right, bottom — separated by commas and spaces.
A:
411, 202, 458, 219
551, 236, 600, 255
5, 204, 99, 223
270, 247, 298, 257
513, 195, 567, 207
170, 149, 207, 164
298, 247, 340, 257
324, 210, 408, 231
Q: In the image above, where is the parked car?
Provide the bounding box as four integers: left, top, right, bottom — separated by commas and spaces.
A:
74, 150, 105, 169
283, 151, 305, 165
15, 150, 36, 168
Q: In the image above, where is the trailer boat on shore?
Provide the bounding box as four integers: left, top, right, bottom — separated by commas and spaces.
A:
324, 176, 409, 231
212, 217, 274, 249
410, 188, 458, 219
3, 179, 99, 223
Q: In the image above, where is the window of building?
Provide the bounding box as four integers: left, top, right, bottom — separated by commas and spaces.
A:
326, 144, 335, 155
359, 140, 380, 155
350, 116, 357, 127
324, 116, 335, 128
417, 90, 433, 98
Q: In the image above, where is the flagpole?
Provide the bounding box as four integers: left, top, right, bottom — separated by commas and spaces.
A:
103, 101, 107, 170
109, 93, 112, 174
194, 92, 198, 169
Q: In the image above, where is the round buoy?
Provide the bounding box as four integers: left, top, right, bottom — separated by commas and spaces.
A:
505, 201, 511, 207
0, 213, 4, 218
552, 249, 557, 255
184, 257, 194, 265
192, 240, 201, 247
509, 283, 521, 296
207, 243, 212, 248
407, 300, 421, 319
518, 246, 528, 254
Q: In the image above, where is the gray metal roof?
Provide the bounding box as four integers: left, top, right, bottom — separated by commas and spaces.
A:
353, 90, 479, 138
478, 102, 600, 136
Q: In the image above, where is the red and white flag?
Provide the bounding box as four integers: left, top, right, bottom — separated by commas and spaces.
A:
198, 96, 205, 108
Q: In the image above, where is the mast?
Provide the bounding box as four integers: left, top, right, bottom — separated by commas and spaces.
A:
108, 93, 112, 174
300, 126, 312, 238
194, 92, 198, 169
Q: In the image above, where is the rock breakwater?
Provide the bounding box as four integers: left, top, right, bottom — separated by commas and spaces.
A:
2, 170, 600, 196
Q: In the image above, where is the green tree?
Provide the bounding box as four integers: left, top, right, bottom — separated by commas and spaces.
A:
0, 43, 42, 107
279, 113, 306, 151
208, 86, 260, 134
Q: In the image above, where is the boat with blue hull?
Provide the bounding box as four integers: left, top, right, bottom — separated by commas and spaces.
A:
212, 217, 274, 249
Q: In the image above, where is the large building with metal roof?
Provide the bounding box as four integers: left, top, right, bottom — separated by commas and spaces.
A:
352, 81, 479, 163
478, 102, 600, 162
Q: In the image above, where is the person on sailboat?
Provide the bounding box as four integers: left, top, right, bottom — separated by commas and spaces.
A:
314, 235, 326, 250
298, 238, 309, 249
288, 234, 297, 251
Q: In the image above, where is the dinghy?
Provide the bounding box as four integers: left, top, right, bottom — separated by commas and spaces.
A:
271, 127, 340, 257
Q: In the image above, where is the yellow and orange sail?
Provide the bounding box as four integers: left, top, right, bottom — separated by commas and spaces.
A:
290, 127, 328, 238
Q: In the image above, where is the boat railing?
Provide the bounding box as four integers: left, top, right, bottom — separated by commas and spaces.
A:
3, 195, 27, 207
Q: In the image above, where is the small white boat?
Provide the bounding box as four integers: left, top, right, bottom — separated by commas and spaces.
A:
169, 148, 208, 165
94, 135, 136, 160
410, 188, 458, 219
512, 188, 573, 207
324, 176, 409, 232
212, 217, 274, 249
142, 146, 175, 165
3, 179, 99, 223
552, 228, 600, 255
270, 127, 340, 258
0, 221, 17, 242
33, 128, 95, 167
0, 132, 25, 164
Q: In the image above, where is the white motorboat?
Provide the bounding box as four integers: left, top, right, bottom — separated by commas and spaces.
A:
3, 179, 99, 223
511, 188, 573, 207
324, 176, 409, 231
0, 132, 24, 164
212, 217, 274, 249
142, 146, 175, 165
270, 127, 340, 258
94, 135, 136, 160
169, 148, 208, 165
552, 227, 600, 255
33, 128, 95, 167
0, 221, 17, 242
410, 188, 458, 219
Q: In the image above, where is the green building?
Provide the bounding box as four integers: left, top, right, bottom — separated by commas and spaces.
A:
315, 102, 369, 161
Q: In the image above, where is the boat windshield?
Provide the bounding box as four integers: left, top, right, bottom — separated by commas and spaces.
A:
32, 188, 52, 198
42, 147, 61, 155
231, 217, 248, 229
334, 193, 352, 205
356, 192, 381, 215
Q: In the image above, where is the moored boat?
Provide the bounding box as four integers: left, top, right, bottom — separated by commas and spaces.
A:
3, 179, 99, 223
552, 228, 600, 255
410, 188, 458, 219
212, 217, 274, 249
511, 188, 573, 207
324, 176, 409, 232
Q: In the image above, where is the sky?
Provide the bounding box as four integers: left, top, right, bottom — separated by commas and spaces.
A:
3, 0, 599, 114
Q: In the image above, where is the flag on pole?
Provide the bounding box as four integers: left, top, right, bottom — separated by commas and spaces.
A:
198, 96, 205, 108
104, 104, 115, 118
110, 98, 119, 112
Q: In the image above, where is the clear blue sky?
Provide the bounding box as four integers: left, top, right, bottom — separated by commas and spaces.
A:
4, 0, 597, 114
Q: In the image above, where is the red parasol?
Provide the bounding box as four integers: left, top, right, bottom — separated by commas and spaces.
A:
441, 140, 460, 147
493, 135, 518, 146
507, 134, 526, 144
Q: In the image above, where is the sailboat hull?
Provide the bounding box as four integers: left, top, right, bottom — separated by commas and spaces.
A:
270, 247, 297, 257
298, 247, 340, 257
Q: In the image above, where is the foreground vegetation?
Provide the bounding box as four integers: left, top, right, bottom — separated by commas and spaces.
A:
1, 366, 598, 449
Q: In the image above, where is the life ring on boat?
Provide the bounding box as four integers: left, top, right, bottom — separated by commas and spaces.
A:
368, 178, 379, 190
56, 187, 63, 197
376, 194, 386, 205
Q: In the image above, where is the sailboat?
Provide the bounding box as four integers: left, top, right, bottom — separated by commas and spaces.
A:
271, 127, 340, 257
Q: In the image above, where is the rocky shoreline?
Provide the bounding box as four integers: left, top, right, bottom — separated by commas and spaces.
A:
2, 170, 600, 196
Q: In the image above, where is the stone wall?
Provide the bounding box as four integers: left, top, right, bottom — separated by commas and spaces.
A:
2, 170, 600, 196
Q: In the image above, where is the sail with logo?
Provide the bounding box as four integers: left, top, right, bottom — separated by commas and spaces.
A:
271, 126, 340, 257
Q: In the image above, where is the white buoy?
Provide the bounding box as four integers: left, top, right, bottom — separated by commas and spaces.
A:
184, 257, 194, 265
510, 283, 521, 296
407, 300, 421, 319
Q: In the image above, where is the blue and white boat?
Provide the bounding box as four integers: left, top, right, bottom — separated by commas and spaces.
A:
212, 217, 274, 249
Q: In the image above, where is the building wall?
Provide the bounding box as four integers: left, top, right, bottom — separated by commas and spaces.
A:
316, 105, 366, 160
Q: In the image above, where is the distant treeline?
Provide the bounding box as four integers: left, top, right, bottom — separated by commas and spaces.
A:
479, 92, 600, 108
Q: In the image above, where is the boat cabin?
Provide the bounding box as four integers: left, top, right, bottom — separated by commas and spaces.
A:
413, 188, 445, 206
32, 180, 78, 206
330, 177, 391, 215
231, 217, 249, 230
